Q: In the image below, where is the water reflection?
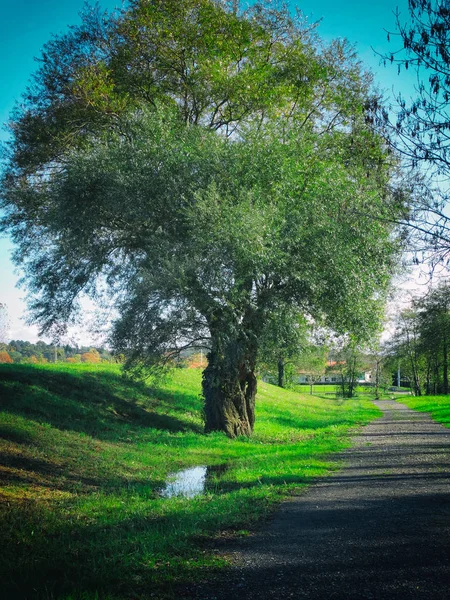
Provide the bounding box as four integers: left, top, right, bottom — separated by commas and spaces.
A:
161, 464, 228, 498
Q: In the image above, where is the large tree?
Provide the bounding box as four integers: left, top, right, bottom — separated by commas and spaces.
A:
1, 0, 403, 436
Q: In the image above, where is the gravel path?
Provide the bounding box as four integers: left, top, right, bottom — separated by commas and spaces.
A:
184, 400, 450, 599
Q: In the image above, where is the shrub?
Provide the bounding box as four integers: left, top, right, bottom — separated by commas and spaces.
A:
81, 349, 101, 363
0, 351, 13, 363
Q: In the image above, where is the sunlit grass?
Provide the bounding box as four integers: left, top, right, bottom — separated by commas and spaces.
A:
398, 394, 450, 427
0, 363, 380, 599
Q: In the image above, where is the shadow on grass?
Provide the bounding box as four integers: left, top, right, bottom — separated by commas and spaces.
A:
4, 454, 450, 600
0, 449, 166, 494
0, 493, 232, 600
0, 364, 203, 440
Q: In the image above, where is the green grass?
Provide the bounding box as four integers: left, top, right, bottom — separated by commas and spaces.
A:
397, 394, 450, 427
0, 363, 381, 599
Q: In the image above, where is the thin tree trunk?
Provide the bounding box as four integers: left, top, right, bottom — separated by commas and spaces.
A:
410, 353, 421, 396
443, 337, 449, 395
346, 357, 357, 398
425, 360, 431, 396
405, 328, 421, 396
340, 372, 346, 398
434, 358, 439, 394
277, 359, 285, 388
375, 360, 380, 400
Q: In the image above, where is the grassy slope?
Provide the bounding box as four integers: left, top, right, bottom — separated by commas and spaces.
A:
0, 363, 380, 600
398, 394, 450, 427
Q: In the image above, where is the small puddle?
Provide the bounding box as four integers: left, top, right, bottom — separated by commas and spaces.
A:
161, 464, 228, 499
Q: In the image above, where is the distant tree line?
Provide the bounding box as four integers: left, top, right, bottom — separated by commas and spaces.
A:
388, 282, 450, 396
0, 340, 116, 365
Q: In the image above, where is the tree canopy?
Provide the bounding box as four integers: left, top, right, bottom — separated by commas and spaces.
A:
1, 0, 404, 436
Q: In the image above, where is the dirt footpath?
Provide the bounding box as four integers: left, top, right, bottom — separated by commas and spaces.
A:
183, 400, 450, 599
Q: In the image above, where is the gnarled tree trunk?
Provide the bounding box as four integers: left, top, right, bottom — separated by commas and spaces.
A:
203, 348, 257, 437
202, 313, 259, 437
277, 359, 285, 388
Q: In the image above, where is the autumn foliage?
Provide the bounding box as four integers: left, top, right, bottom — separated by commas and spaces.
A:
0, 351, 13, 363
81, 349, 102, 364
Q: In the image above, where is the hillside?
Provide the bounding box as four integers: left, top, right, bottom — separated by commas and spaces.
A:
0, 363, 380, 599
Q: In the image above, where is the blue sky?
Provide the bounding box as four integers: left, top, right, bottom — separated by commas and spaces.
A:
0, 0, 415, 341
0, 0, 120, 341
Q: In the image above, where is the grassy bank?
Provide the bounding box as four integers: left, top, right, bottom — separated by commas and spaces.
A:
398, 394, 450, 427
0, 363, 380, 599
